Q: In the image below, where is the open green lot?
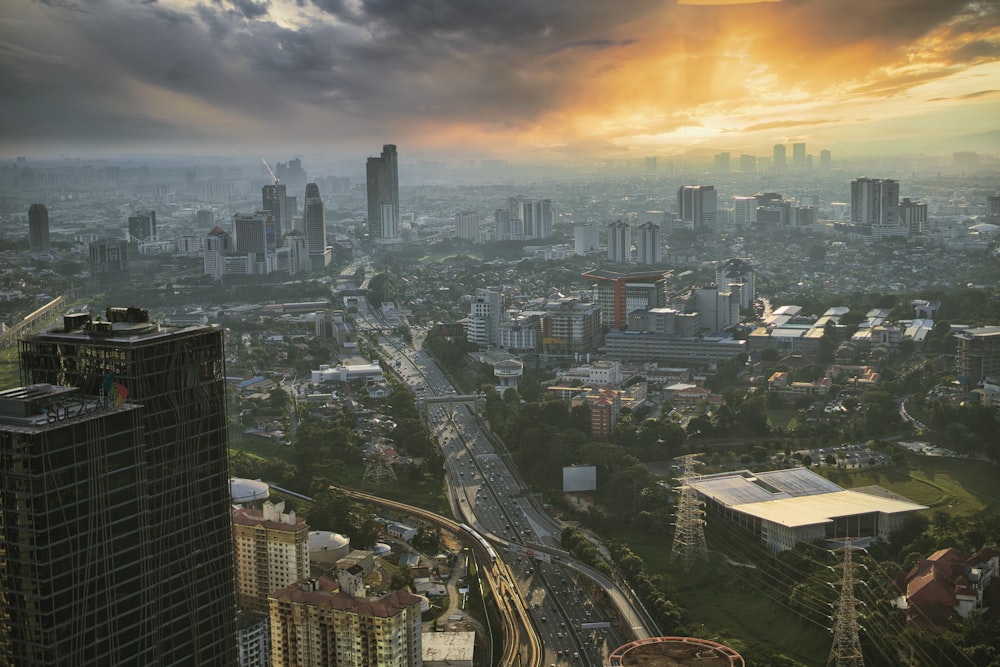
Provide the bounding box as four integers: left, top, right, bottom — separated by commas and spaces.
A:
820, 454, 999, 516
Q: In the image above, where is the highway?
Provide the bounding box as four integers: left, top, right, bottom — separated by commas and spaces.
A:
358, 308, 660, 665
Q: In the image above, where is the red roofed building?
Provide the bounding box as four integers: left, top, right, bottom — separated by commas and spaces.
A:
586, 387, 620, 439
896, 547, 1000, 629
233, 500, 310, 613
269, 577, 422, 667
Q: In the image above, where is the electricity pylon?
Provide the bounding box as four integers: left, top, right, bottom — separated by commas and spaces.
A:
669, 454, 709, 571
362, 443, 397, 485
827, 538, 865, 667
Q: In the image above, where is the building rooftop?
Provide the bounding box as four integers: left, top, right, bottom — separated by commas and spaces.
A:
270, 577, 421, 617
730, 489, 928, 528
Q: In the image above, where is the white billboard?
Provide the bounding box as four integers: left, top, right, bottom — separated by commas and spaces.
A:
562, 465, 597, 493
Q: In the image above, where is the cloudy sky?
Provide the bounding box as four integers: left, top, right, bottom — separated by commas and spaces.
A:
2, 0, 999, 161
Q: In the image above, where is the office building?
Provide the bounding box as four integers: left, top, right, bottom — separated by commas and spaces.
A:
0, 385, 152, 666
204, 225, 232, 280
607, 219, 631, 263
233, 501, 310, 614
677, 185, 717, 231
269, 578, 422, 667
89, 238, 129, 288
739, 154, 756, 173
792, 142, 806, 169
716, 258, 755, 312
851, 177, 902, 239
18, 306, 238, 665
582, 268, 669, 330
987, 195, 1000, 225
304, 182, 331, 270
366, 144, 400, 241
956, 326, 1000, 389
28, 203, 50, 254
454, 210, 478, 241
713, 152, 730, 173
276, 158, 307, 195
772, 144, 786, 169
634, 221, 662, 265
262, 183, 290, 238
127, 210, 156, 243
466, 289, 502, 346
539, 298, 603, 354
574, 223, 600, 255
899, 198, 929, 237
820, 149, 832, 169
495, 197, 554, 241
732, 196, 757, 226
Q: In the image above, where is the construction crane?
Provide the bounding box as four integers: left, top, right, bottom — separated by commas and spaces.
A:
261, 158, 280, 184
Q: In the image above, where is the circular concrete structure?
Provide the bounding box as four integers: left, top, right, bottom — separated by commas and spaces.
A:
608, 637, 745, 667
308, 530, 351, 563
230, 477, 270, 503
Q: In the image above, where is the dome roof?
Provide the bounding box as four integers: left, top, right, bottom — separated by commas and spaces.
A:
373, 542, 392, 555
230, 477, 269, 503
308, 531, 350, 551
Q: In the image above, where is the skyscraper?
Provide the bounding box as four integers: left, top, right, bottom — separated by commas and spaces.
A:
772, 144, 786, 169
127, 209, 156, 243
732, 196, 757, 226
18, 306, 238, 665
366, 144, 400, 241
820, 149, 832, 169
28, 203, 49, 254
262, 183, 290, 238
717, 258, 755, 312
851, 177, 902, 239
635, 221, 662, 265
304, 183, 331, 270
89, 238, 129, 289
792, 142, 806, 169
677, 185, 717, 231
607, 219, 631, 263
0, 385, 153, 666
454, 210, 479, 241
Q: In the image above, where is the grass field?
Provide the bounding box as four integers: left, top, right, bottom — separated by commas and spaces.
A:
821, 454, 1000, 516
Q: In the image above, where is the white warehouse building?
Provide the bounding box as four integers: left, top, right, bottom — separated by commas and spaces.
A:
685, 468, 927, 552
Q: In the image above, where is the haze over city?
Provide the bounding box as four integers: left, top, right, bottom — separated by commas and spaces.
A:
2, 0, 1000, 160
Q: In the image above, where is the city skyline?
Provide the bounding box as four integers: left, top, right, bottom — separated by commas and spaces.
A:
1, 0, 998, 161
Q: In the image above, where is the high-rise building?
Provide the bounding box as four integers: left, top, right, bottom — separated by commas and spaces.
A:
574, 223, 600, 256
851, 177, 902, 239
792, 142, 806, 169
0, 385, 153, 666
956, 326, 1000, 389
772, 144, 786, 169
677, 185, 717, 231
635, 221, 662, 265
986, 195, 1000, 224
366, 144, 400, 241
89, 238, 129, 288
466, 288, 502, 346
204, 225, 232, 279
739, 154, 757, 173
716, 258, 755, 312
454, 210, 479, 241
127, 209, 156, 243
582, 268, 669, 330
732, 196, 757, 226
28, 202, 50, 254
233, 501, 309, 614
820, 149, 832, 169
606, 219, 631, 263
276, 158, 307, 194
18, 306, 238, 665
269, 578, 422, 667
197, 208, 215, 228
713, 152, 731, 173
899, 198, 929, 237
304, 183, 331, 270
496, 197, 554, 240
262, 184, 290, 238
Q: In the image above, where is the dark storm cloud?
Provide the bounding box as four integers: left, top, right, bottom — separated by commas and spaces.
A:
229, 0, 270, 19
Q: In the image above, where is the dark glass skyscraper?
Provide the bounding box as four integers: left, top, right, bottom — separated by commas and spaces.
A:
0, 385, 153, 665
365, 144, 399, 240
17, 306, 237, 666
28, 203, 49, 254
304, 182, 330, 270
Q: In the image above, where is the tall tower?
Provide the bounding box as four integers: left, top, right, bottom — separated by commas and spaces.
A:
366, 144, 400, 241
304, 183, 330, 270
678, 185, 717, 231
670, 455, 709, 571
28, 203, 50, 253
18, 307, 238, 665
262, 183, 289, 238
127, 209, 157, 243
827, 539, 865, 667
634, 221, 661, 265
792, 142, 806, 169
0, 385, 154, 666
851, 178, 901, 239
772, 144, 787, 169
607, 219, 631, 263
233, 501, 309, 614
454, 210, 479, 241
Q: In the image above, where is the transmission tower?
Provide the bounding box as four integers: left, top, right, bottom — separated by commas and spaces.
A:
827, 538, 865, 667
669, 454, 709, 571
362, 443, 397, 485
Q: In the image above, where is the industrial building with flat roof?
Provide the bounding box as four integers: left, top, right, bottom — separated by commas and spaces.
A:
685, 467, 927, 552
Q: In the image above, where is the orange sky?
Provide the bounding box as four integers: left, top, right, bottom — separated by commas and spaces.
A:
1, 0, 998, 160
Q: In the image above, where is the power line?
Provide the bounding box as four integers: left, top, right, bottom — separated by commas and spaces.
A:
670, 454, 709, 571
828, 538, 866, 667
